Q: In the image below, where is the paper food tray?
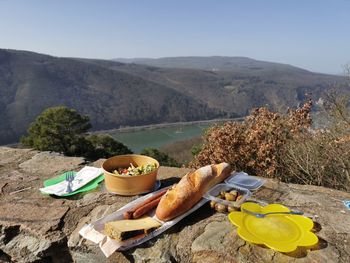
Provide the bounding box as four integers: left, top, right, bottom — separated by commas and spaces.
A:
79, 186, 208, 257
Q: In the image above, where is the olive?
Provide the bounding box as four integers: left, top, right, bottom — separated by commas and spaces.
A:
210, 200, 216, 209
220, 191, 226, 199
229, 190, 238, 199
215, 203, 227, 213
224, 192, 236, 201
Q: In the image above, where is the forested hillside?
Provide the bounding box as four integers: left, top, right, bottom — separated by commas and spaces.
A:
0, 49, 347, 144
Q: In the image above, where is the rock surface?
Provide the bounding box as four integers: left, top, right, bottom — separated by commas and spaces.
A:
0, 146, 350, 263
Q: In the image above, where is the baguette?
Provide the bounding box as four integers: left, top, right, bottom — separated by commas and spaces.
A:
155, 162, 232, 221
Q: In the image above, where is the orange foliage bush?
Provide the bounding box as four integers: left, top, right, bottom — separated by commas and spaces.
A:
190, 100, 312, 178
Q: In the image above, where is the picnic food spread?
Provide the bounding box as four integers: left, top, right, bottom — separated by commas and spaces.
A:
69, 158, 320, 257
95, 163, 232, 244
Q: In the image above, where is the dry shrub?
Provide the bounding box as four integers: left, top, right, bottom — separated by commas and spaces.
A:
279, 131, 350, 191
190, 101, 312, 178
279, 94, 350, 191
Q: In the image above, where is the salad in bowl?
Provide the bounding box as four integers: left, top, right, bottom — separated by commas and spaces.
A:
102, 154, 159, 195
112, 163, 157, 176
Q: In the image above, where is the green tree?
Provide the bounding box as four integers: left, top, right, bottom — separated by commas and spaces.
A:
140, 148, 179, 167
85, 134, 132, 159
21, 106, 91, 155
21, 106, 132, 160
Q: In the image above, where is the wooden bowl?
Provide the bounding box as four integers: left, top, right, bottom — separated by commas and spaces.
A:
102, 154, 159, 195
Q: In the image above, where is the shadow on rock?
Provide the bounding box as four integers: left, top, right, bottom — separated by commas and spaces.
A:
312, 221, 322, 232
0, 250, 11, 262
282, 236, 328, 258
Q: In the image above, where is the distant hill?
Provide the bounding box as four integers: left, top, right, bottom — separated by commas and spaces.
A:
113, 56, 310, 73
0, 49, 223, 144
110, 56, 347, 114
0, 50, 347, 145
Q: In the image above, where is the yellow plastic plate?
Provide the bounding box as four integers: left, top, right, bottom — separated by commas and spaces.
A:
228, 202, 318, 252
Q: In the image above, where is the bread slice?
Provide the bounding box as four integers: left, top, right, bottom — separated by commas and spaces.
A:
155, 163, 232, 221
104, 217, 161, 241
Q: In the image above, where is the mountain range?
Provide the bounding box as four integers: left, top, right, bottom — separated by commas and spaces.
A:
0, 49, 347, 144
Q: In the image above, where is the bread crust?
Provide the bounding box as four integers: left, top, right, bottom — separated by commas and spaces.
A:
155, 163, 232, 221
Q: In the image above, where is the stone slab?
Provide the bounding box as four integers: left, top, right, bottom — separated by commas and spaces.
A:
0, 147, 349, 263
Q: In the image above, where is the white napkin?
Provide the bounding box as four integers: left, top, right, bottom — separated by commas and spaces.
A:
40, 166, 103, 196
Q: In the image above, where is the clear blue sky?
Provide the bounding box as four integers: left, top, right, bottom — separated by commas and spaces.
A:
0, 0, 349, 74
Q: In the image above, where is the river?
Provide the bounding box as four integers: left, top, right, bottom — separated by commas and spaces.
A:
108, 123, 212, 153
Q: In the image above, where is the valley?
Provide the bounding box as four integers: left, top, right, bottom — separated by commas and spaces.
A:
0, 49, 348, 145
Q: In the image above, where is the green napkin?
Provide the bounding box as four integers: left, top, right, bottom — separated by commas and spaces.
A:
43, 171, 104, 196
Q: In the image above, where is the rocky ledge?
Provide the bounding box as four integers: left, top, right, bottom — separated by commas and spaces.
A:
0, 146, 350, 263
